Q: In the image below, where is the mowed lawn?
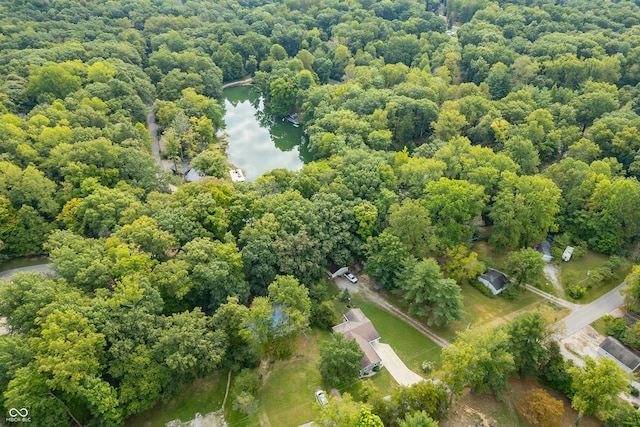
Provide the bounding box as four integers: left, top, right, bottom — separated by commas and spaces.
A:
385, 282, 544, 343
349, 296, 442, 373
439, 284, 544, 339
253, 329, 330, 427
126, 372, 227, 427
560, 250, 633, 303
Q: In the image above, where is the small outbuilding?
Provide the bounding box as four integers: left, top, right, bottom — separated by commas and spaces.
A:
229, 169, 245, 182
333, 308, 382, 377
536, 240, 553, 262
562, 246, 574, 262
478, 269, 509, 295
598, 336, 640, 373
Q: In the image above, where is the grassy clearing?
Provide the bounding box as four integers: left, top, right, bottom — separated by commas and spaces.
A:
126, 372, 227, 427
560, 251, 633, 303
255, 329, 329, 427
342, 368, 396, 401
591, 317, 609, 336
386, 282, 544, 342
348, 295, 442, 372
473, 241, 508, 270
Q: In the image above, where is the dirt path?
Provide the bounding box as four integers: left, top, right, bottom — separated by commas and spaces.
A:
525, 284, 579, 310
147, 104, 179, 192
543, 262, 565, 297
335, 276, 450, 348
147, 103, 175, 174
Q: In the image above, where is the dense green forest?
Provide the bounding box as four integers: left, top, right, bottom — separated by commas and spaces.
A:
2, 0, 640, 425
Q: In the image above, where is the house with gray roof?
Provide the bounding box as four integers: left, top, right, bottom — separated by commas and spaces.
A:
598, 336, 640, 373
332, 308, 382, 377
478, 269, 509, 295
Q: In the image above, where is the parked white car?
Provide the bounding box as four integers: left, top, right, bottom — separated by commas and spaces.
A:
344, 272, 358, 283
315, 389, 329, 407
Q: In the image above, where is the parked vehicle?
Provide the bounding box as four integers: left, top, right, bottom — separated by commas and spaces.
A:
315, 389, 329, 407
344, 272, 358, 283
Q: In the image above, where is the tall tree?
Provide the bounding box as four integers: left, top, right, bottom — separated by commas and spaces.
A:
400, 258, 464, 327
624, 265, 640, 313
505, 312, 550, 377
423, 178, 487, 248
247, 276, 311, 360
441, 327, 515, 404
489, 172, 561, 249
371, 380, 447, 426
505, 248, 545, 288
270, 77, 297, 116
486, 62, 512, 100
399, 411, 438, 427
364, 231, 410, 290
319, 334, 363, 388
386, 199, 437, 259
268, 275, 312, 334
569, 356, 629, 425
211, 297, 260, 371
316, 393, 383, 427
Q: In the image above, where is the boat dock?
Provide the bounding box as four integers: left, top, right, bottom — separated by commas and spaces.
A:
284, 113, 301, 126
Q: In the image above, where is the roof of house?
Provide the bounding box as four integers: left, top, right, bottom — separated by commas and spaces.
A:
478, 269, 509, 291
625, 312, 640, 327
600, 336, 640, 371
332, 308, 382, 369
536, 240, 553, 261
348, 332, 382, 369
185, 168, 203, 182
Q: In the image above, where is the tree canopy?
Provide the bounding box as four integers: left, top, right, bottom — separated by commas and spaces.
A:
3, 0, 640, 424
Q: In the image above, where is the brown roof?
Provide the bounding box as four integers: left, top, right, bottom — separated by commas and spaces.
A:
348, 332, 381, 369
332, 308, 381, 369
333, 308, 381, 342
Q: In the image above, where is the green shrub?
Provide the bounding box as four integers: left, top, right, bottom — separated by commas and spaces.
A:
421, 361, 435, 373
313, 300, 339, 330
231, 368, 262, 397
605, 317, 627, 340
567, 284, 586, 299
469, 278, 496, 298
500, 284, 521, 300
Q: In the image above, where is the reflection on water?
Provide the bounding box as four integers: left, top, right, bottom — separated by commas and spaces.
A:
222, 86, 311, 182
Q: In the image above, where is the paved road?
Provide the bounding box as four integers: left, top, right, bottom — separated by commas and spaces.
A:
0, 263, 53, 278
371, 342, 424, 386
558, 283, 628, 337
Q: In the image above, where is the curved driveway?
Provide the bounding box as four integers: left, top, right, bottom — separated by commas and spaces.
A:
0, 263, 53, 278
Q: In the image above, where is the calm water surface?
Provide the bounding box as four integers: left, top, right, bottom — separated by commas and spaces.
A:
222, 86, 311, 181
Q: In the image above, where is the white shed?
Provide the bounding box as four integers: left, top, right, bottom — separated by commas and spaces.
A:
562, 246, 574, 262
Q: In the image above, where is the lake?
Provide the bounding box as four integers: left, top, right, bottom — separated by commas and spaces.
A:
222, 85, 311, 182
